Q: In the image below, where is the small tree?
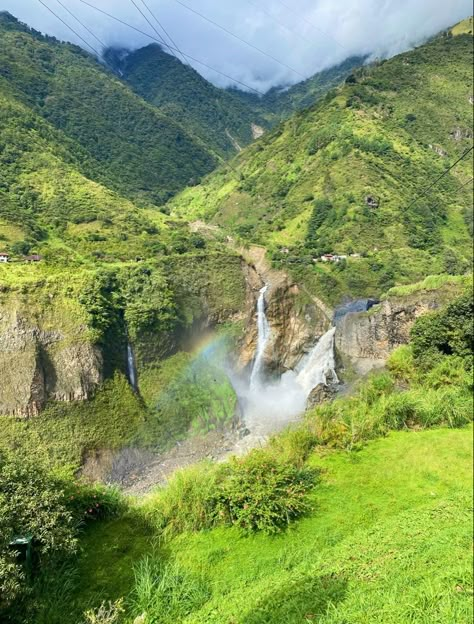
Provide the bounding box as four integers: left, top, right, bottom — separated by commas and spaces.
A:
0, 454, 77, 609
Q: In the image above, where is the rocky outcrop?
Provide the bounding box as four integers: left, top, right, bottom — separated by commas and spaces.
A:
238, 271, 331, 374
0, 303, 102, 418
335, 287, 460, 374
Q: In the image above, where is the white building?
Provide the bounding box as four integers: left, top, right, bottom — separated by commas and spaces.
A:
0, 253, 9, 263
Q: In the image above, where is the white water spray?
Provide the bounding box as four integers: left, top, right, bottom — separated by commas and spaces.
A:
127, 343, 138, 391
295, 327, 338, 395
249, 285, 271, 388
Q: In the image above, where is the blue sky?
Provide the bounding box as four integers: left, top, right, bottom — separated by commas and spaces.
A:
2, 0, 472, 91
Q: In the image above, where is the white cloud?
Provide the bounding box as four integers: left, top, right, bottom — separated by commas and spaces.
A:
1, 0, 472, 91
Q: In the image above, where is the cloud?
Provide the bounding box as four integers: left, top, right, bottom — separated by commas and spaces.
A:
2, 0, 472, 91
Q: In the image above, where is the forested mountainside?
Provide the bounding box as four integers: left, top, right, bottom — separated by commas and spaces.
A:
114, 44, 362, 157
0, 12, 217, 205
171, 20, 474, 304
109, 44, 269, 159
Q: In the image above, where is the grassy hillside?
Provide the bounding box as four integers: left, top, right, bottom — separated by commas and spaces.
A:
0, 12, 217, 205
2, 290, 472, 623
170, 26, 473, 304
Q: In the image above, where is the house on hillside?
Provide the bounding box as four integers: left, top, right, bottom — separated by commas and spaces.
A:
24, 255, 42, 263
0, 253, 9, 263
320, 254, 348, 263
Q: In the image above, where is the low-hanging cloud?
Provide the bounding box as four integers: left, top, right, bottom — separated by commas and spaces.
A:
2, 0, 472, 91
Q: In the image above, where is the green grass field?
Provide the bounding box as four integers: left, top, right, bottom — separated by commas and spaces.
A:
32, 425, 472, 624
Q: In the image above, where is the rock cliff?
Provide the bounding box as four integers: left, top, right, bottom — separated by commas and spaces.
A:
0, 292, 102, 418
335, 283, 466, 374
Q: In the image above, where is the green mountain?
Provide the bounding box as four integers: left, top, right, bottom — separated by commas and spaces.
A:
170, 23, 473, 304
0, 12, 217, 205
111, 43, 269, 159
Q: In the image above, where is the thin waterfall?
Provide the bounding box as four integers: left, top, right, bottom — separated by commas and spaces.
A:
295, 327, 338, 397
127, 343, 138, 391
249, 285, 271, 388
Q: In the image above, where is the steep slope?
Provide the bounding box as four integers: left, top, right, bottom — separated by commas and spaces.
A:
170, 24, 473, 304
111, 44, 268, 159
0, 12, 216, 204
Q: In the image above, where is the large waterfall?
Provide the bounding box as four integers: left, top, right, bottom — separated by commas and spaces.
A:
249, 285, 271, 388
235, 287, 338, 450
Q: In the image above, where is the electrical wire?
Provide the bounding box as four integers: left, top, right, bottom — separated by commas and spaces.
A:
406, 146, 473, 211
36, 0, 100, 56
128, 0, 181, 63
53, 0, 106, 49
77, 0, 266, 95
272, 0, 348, 52
244, 0, 315, 47
139, 0, 189, 65
171, 0, 307, 80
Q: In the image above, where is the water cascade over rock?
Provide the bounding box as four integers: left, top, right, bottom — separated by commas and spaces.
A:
249, 285, 271, 388
127, 343, 138, 391
234, 286, 338, 450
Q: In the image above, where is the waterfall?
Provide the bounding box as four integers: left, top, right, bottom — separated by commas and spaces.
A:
249, 285, 271, 388
127, 343, 138, 391
295, 327, 338, 397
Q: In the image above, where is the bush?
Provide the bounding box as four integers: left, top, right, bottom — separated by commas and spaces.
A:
63, 482, 124, 525
213, 451, 317, 534
147, 452, 318, 537
0, 454, 77, 609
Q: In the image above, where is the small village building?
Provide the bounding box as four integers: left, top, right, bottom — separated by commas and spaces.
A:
24, 255, 42, 263
280, 247, 290, 254
0, 253, 9, 263
320, 254, 347, 263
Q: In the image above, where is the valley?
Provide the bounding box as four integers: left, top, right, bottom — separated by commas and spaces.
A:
0, 8, 472, 624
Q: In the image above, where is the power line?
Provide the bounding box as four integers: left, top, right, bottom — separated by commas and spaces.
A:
139, 0, 189, 66
272, 0, 348, 52
244, 0, 315, 47
77, 0, 266, 95
430, 176, 473, 212
128, 0, 181, 63
36, 0, 100, 56
54, 0, 106, 49
406, 146, 473, 211
171, 0, 307, 80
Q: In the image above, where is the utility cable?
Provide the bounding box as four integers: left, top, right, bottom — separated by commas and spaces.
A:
272, 0, 348, 52
171, 0, 307, 80
405, 145, 473, 211
53, 0, 106, 49
77, 0, 265, 94
139, 0, 189, 65
244, 0, 315, 47
36, 0, 100, 56
129, 0, 181, 63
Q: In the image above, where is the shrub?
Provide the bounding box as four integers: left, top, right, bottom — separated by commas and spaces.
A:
147, 452, 318, 536
213, 451, 317, 534
387, 345, 416, 384
63, 482, 124, 525
83, 599, 125, 624
0, 454, 77, 609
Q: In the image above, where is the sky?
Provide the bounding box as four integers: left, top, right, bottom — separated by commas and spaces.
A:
1, 0, 472, 92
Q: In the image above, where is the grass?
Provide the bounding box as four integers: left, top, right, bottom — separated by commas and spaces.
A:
26, 426, 472, 623
384, 273, 471, 298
